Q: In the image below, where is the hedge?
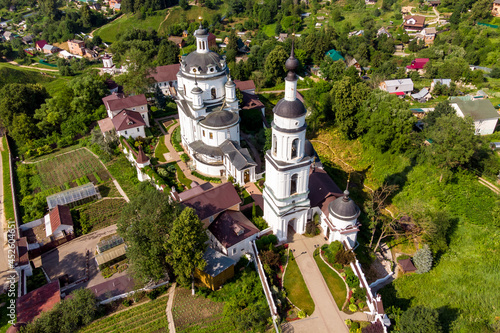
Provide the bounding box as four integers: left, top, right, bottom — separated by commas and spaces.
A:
1, 137, 14, 221
171, 127, 183, 152
191, 171, 222, 183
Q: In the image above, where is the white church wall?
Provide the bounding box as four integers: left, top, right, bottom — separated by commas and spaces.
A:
272, 130, 306, 162
329, 214, 357, 230
193, 158, 224, 177
273, 114, 306, 129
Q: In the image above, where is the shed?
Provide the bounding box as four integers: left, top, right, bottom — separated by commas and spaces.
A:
95, 243, 127, 268
398, 258, 417, 274
326, 49, 344, 62
194, 248, 236, 290
46, 183, 99, 209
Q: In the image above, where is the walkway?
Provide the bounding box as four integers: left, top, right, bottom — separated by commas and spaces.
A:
287, 233, 349, 333
244, 182, 264, 211
0, 137, 12, 290
165, 282, 176, 333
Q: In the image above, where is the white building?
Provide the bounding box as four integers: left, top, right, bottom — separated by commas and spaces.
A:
102, 93, 150, 127
175, 24, 256, 185
100, 54, 126, 75
379, 78, 414, 96
111, 110, 146, 139
150, 63, 180, 96
263, 47, 315, 242
450, 99, 499, 135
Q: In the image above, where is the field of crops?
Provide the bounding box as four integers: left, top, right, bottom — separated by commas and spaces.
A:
173, 288, 237, 333
34, 148, 109, 190
77, 199, 127, 233
79, 295, 169, 333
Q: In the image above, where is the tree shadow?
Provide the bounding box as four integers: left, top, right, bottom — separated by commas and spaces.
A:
382, 160, 416, 203
437, 305, 459, 333
377, 282, 413, 312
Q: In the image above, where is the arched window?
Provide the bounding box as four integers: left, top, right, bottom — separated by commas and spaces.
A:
273, 135, 277, 155
211, 87, 216, 99
290, 174, 298, 195
291, 138, 299, 159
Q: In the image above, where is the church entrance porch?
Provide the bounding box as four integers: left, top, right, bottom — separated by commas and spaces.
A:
244, 169, 250, 183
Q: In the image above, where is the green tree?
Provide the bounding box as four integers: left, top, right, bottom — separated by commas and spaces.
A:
156, 39, 180, 66
470, 0, 492, 20
319, 57, 345, 81
117, 185, 181, 283
115, 48, 156, 95
165, 207, 208, 295
226, 30, 239, 63
264, 45, 288, 85
413, 244, 433, 274
400, 306, 442, 333
0, 83, 49, 130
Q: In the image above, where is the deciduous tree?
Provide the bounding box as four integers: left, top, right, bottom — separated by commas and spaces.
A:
399, 306, 442, 333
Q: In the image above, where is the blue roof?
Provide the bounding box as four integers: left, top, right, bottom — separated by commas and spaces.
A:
326, 49, 345, 61
203, 248, 236, 277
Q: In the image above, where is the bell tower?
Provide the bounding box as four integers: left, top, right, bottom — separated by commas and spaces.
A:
263, 44, 313, 242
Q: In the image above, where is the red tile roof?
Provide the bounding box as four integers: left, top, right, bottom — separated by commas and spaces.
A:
49, 205, 73, 234
234, 80, 255, 92
404, 15, 426, 28
15, 237, 29, 267
35, 40, 47, 49
406, 58, 429, 70
112, 110, 146, 131
308, 167, 343, 208
136, 145, 149, 163
150, 64, 180, 83
16, 280, 60, 324
241, 91, 264, 110
208, 210, 259, 248
97, 117, 115, 134
208, 32, 216, 41
103, 94, 147, 111
398, 258, 417, 273
182, 182, 241, 221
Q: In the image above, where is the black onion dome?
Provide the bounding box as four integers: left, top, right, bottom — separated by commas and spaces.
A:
328, 190, 361, 222
201, 110, 239, 128
285, 54, 299, 72
273, 98, 306, 118
191, 85, 203, 94
183, 51, 224, 74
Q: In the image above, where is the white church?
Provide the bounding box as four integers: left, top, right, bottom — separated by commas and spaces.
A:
175, 24, 257, 186
262, 47, 361, 248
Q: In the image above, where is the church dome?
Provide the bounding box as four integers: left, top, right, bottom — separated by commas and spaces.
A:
191, 85, 203, 94
201, 110, 239, 128
328, 190, 360, 222
273, 98, 306, 119
183, 51, 225, 75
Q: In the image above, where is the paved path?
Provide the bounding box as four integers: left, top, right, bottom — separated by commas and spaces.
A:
165, 283, 177, 333
244, 182, 264, 211
0, 138, 12, 290
288, 233, 349, 333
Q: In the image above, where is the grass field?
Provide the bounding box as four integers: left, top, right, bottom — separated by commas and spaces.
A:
33, 148, 108, 190
314, 252, 348, 309
106, 154, 142, 198
173, 287, 237, 333
76, 199, 127, 233
79, 294, 170, 333
95, 10, 169, 42
0, 64, 55, 89
158, 6, 219, 35
155, 136, 169, 163
284, 252, 315, 316
1, 137, 14, 221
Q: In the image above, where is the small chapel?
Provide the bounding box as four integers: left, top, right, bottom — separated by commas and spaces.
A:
175, 24, 257, 186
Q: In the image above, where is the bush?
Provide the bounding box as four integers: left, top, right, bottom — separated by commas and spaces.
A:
180, 153, 190, 163
352, 287, 366, 302
122, 299, 132, 307
256, 234, 278, 251
413, 244, 433, 274
351, 321, 360, 329
252, 216, 268, 230
191, 171, 222, 183
358, 302, 365, 310
349, 303, 358, 312
298, 310, 306, 318
335, 247, 356, 266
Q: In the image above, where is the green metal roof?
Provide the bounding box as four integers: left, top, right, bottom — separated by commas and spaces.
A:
451, 99, 499, 121
326, 49, 345, 62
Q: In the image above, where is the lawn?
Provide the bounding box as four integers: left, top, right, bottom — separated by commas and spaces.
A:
313, 252, 348, 309
171, 126, 184, 152
79, 294, 170, 333
1, 137, 14, 222
95, 10, 169, 43
283, 252, 315, 316
158, 6, 220, 35
106, 154, 142, 198
241, 189, 254, 205
262, 23, 276, 37
155, 136, 169, 163
26, 267, 48, 293
171, 162, 191, 189
173, 287, 237, 333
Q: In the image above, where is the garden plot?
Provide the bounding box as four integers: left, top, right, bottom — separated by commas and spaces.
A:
34, 148, 109, 190
172, 288, 235, 333
79, 294, 170, 333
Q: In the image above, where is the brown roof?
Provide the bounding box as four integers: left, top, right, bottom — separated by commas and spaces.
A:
91, 275, 135, 301
208, 210, 259, 248
97, 117, 115, 134
234, 80, 255, 91
150, 64, 180, 83
112, 110, 146, 131
241, 91, 264, 110
168, 36, 185, 45
136, 145, 149, 163
398, 258, 417, 272
404, 15, 425, 28
103, 94, 147, 111
182, 182, 241, 221
17, 280, 60, 324
308, 167, 343, 208
49, 205, 73, 234
15, 237, 29, 266
208, 32, 216, 41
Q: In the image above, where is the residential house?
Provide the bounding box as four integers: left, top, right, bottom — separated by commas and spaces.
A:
182, 30, 188, 37
326, 49, 345, 62
317, 16, 325, 20
379, 78, 414, 95
346, 56, 361, 72
35, 40, 47, 52
277, 33, 288, 42
234, 79, 256, 94
417, 27, 436, 45
22, 34, 34, 44
68, 39, 85, 56
150, 63, 180, 95
411, 88, 432, 103
431, 79, 451, 91
315, 23, 322, 28
44, 205, 74, 239
3, 31, 14, 41
428, 0, 441, 6
403, 15, 425, 32
59, 50, 82, 59
450, 99, 499, 135
42, 44, 59, 54
348, 30, 364, 37
401, 6, 414, 14
365, 0, 376, 5
102, 93, 150, 126
406, 58, 429, 74
178, 182, 259, 261
194, 247, 236, 290
377, 27, 392, 38
111, 110, 146, 139
492, 0, 500, 17
83, 48, 98, 59
168, 36, 185, 48
16, 281, 60, 324
109, 0, 121, 11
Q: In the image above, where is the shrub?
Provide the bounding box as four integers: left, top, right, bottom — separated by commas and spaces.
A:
359, 302, 365, 310
345, 319, 352, 326
252, 216, 268, 230
346, 274, 359, 288
413, 244, 433, 274
353, 287, 366, 302
191, 171, 222, 183
180, 153, 190, 163
298, 310, 306, 318
351, 321, 360, 329
122, 299, 132, 307
335, 247, 356, 266
349, 304, 358, 312
362, 321, 384, 333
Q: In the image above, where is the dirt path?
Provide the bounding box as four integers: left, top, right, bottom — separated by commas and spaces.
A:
165, 283, 176, 333
158, 10, 171, 33
478, 177, 500, 195
3, 58, 59, 72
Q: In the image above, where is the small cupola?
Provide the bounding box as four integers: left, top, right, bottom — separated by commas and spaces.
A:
225, 75, 236, 103
194, 23, 209, 54
191, 83, 204, 109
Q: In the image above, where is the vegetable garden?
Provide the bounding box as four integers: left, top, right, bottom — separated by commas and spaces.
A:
73, 199, 127, 235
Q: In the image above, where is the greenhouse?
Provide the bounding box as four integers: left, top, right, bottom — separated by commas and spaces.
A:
46, 183, 99, 210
